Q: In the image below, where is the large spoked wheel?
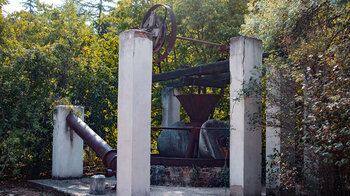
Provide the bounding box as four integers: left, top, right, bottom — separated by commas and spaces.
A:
141, 4, 177, 64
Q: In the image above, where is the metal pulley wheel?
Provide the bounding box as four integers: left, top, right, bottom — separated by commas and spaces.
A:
141, 4, 177, 64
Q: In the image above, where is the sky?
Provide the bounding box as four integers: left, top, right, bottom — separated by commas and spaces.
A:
3, 0, 63, 14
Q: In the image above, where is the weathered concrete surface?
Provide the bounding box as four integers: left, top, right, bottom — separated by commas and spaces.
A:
157, 121, 189, 157
266, 64, 281, 191
29, 178, 230, 196
90, 175, 106, 195
52, 105, 84, 179
117, 29, 153, 195
229, 36, 262, 195
30, 178, 116, 196
161, 87, 180, 127
151, 186, 230, 196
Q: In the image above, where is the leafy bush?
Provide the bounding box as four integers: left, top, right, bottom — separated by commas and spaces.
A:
244, 0, 350, 194
0, 50, 56, 178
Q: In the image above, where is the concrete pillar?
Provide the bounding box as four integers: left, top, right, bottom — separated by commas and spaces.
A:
117, 29, 153, 196
265, 65, 296, 194
266, 68, 281, 192
161, 87, 180, 127
229, 36, 262, 196
52, 105, 84, 179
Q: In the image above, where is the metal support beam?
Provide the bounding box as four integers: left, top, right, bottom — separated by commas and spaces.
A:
152, 60, 229, 82
166, 73, 230, 88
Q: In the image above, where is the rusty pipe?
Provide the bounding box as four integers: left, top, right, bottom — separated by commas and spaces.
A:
66, 113, 117, 175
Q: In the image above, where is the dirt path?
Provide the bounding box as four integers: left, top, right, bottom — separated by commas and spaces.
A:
0, 181, 64, 196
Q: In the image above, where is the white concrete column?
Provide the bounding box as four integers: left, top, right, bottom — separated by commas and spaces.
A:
52, 105, 84, 179
229, 36, 262, 196
265, 65, 296, 194
161, 87, 180, 127
266, 67, 281, 191
117, 29, 153, 196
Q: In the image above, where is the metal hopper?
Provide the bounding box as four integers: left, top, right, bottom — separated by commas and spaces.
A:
175, 94, 221, 157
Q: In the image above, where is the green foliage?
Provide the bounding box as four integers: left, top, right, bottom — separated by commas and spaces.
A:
244, 0, 350, 194
0, 1, 6, 45
0, 1, 118, 178
0, 49, 57, 178
21, 0, 38, 14
171, 0, 245, 65
220, 164, 230, 187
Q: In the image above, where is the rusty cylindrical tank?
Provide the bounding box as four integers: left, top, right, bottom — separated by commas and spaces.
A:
66, 113, 117, 176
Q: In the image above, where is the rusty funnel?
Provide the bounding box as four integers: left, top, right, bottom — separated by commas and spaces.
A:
176, 94, 221, 123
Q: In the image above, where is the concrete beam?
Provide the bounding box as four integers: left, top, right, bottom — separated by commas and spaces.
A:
229, 36, 262, 196
117, 29, 153, 196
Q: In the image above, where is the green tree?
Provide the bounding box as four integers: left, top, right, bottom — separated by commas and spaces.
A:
79, 0, 115, 36
0, 0, 7, 45
21, 0, 38, 14
0, 0, 119, 178
243, 0, 350, 194
172, 0, 246, 65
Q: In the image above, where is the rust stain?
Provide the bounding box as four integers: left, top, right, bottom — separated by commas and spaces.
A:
135, 31, 152, 40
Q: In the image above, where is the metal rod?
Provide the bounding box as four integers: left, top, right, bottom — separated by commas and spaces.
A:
176, 36, 223, 47
151, 155, 229, 167
186, 131, 197, 158
151, 126, 229, 131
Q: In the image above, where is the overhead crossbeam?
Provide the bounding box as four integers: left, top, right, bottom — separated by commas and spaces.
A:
152, 60, 229, 83
166, 73, 230, 88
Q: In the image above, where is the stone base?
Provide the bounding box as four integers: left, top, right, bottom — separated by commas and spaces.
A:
230, 185, 243, 196
29, 178, 230, 196
151, 165, 229, 187
90, 175, 106, 195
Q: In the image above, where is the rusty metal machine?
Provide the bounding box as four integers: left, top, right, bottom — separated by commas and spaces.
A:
176, 94, 222, 158
64, 5, 231, 175
141, 4, 229, 69
143, 5, 231, 166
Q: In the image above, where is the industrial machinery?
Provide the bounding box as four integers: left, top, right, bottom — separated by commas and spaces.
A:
65, 5, 231, 176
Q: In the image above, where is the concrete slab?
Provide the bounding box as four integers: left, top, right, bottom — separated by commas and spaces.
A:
29, 178, 230, 196
151, 186, 230, 196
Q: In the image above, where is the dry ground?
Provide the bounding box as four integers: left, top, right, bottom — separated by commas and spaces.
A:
0, 181, 64, 196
